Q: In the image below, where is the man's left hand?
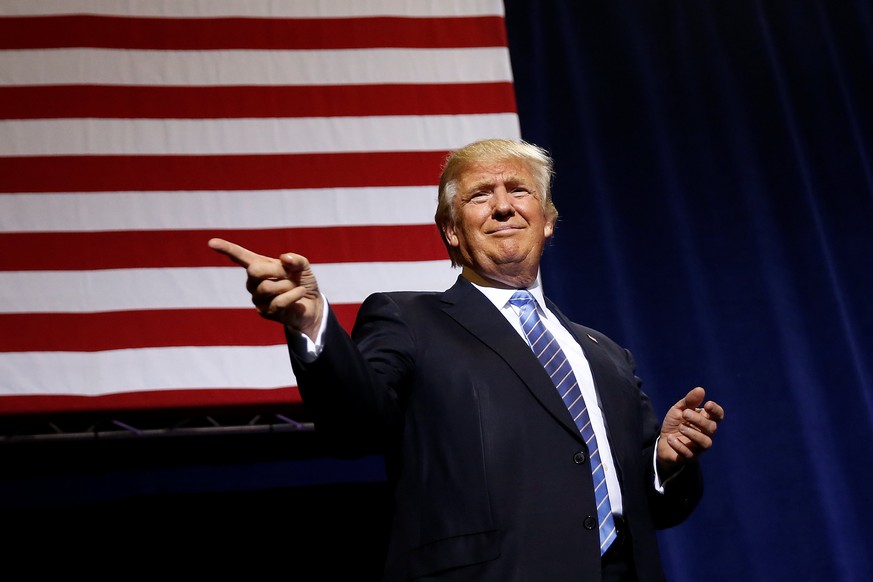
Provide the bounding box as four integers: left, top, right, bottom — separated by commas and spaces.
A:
657, 386, 724, 474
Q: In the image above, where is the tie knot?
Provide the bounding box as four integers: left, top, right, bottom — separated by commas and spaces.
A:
509, 290, 534, 309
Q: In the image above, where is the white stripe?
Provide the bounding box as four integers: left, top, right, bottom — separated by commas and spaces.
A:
0, 345, 297, 396
0, 48, 514, 86
600, 527, 616, 552
0, 0, 505, 18
0, 262, 459, 313
0, 187, 439, 233
0, 114, 521, 156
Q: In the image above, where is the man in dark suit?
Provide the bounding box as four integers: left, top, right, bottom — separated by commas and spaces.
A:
209, 138, 724, 581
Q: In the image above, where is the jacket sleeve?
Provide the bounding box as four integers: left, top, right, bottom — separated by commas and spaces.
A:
631, 348, 704, 529
586, 328, 704, 531
640, 390, 704, 528
286, 293, 411, 458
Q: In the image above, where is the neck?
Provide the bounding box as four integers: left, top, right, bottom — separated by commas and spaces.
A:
461, 266, 538, 290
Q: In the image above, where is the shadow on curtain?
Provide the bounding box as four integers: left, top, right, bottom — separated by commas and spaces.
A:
504, 1, 872, 580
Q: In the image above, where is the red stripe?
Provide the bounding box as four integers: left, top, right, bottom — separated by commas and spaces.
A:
0, 225, 447, 271
0, 83, 517, 119
0, 387, 303, 415
0, 305, 361, 352
0, 151, 448, 193
0, 15, 508, 50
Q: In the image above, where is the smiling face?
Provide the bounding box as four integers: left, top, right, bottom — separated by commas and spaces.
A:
442, 159, 555, 288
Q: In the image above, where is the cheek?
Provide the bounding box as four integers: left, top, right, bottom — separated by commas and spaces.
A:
457, 210, 486, 237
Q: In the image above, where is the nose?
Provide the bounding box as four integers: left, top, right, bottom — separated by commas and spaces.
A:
491, 188, 515, 217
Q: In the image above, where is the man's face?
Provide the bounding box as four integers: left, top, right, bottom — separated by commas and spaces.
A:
443, 159, 554, 288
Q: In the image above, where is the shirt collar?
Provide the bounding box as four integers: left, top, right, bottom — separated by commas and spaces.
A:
464, 272, 546, 312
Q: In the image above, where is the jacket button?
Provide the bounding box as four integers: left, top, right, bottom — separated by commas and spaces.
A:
583, 516, 597, 530
573, 451, 587, 464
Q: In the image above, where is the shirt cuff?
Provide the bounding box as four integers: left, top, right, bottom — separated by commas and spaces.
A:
652, 436, 685, 493
286, 294, 330, 363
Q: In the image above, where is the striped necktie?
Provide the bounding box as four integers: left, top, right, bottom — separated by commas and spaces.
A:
509, 290, 616, 555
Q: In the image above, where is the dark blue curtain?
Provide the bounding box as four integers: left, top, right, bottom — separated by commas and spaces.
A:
504, 1, 873, 580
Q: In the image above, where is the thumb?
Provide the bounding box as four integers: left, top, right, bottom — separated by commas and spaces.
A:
678, 386, 706, 411
279, 252, 314, 274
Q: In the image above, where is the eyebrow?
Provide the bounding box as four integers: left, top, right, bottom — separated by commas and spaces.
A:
464, 175, 530, 194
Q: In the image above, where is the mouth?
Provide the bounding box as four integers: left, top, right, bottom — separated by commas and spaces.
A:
487, 224, 524, 235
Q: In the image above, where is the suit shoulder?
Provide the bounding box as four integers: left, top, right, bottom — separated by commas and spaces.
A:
363, 290, 443, 309
381, 290, 442, 301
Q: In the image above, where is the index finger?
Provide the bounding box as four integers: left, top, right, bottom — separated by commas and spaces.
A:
703, 400, 725, 422
208, 238, 263, 268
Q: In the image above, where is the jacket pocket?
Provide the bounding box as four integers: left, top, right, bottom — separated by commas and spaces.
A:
406, 529, 501, 579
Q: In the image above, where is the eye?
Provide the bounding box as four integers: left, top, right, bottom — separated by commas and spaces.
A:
468, 191, 492, 203
511, 187, 533, 198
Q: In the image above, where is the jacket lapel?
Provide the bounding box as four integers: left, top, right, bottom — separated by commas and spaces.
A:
546, 299, 616, 408
439, 277, 584, 441
546, 298, 630, 466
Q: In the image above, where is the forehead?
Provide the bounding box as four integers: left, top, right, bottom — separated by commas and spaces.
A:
456, 159, 536, 191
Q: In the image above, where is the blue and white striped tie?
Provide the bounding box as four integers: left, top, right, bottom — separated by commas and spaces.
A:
509, 290, 617, 555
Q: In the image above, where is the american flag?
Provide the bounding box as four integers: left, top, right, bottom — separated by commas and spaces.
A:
0, 0, 521, 415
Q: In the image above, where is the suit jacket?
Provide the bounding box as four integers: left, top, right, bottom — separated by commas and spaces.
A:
289, 276, 702, 581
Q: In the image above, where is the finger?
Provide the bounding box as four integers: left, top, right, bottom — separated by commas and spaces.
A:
245, 264, 289, 295
681, 408, 719, 435
271, 285, 310, 312
255, 278, 296, 297
208, 238, 264, 268
250, 277, 303, 309
247, 258, 291, 282
671, 386, 705, 413
279, 252, 312, 273
665, 433, 697, 460
249, 282, 292, 308
678, 423, 713, 451
703, 400, 725, 422
256, 286, 310, 322
683, 386, 706, 409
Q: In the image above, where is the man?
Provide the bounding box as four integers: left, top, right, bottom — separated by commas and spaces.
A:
209, 138, 724, 581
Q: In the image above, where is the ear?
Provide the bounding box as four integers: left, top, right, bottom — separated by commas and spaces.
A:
443, 223, 460, 247
544, 218, 555, 240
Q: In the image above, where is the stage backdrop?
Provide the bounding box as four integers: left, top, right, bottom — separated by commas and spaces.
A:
0, 0, 517, 413
503, 1, 873, 581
